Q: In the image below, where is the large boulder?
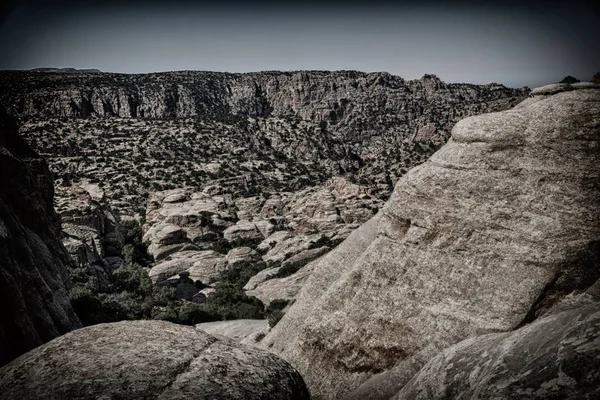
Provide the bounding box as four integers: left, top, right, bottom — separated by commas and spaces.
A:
223, 220, 268, 247
247, 262, 319, 306
0, 110, 81, 366
148, 250, 227, 284
0, 320, 310, 400
226, 246, 262, 268
394, 302, 600, 400
144, 189, 236, 249
261, 83, 600, 398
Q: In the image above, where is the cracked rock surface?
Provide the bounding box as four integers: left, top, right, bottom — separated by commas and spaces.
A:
394, 302, 600, 400
0, 320, 310, 400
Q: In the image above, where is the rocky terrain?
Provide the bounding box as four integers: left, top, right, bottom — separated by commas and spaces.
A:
0, 70, 527, 217
2, 69, 598, 399
0, 320, 310, 400
261, 82, 600, 398
0, 108, 81, 366
0, 70, 528, 334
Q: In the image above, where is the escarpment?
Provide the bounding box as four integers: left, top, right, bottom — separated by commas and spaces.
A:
3, 71, 526, 218
260, 82, 600, 398
0, 109, 81, 366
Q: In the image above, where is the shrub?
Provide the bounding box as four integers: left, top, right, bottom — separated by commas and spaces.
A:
559, 76, 580, 84
201, 283, 265, 320
592, 72, 600, 84
268, 310, 285, 328
266, 298, 289, 315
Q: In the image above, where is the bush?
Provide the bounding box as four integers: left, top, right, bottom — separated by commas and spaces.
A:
593, 72, 600, 84
272, 262, 302, 279
219, 261, 267, 289
266, 298, 289, 314
201, 283, 265, 320
268, 310, 285, 328
559, 76, 580, 84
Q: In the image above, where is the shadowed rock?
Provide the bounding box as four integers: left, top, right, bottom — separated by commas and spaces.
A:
0, 109, 81, 366
394, 302, 600, 400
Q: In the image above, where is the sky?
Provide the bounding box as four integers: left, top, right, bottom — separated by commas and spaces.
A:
0, 0, 599, 88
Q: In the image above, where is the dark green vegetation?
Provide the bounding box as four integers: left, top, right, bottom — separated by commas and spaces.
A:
559, 76, 581, 84
266, 299, 290, 328
68, 220, 271, 326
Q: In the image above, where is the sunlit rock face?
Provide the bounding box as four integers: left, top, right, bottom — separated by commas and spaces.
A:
261, 83, 600, 399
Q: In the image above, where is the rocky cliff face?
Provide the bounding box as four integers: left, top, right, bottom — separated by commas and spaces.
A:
3, 70, 526, 218
0, 109, 81, 366
260, 82, 600, 398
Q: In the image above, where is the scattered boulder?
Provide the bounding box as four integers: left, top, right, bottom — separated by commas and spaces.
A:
280, 246, 330, 272
0, 320, 310, 400
143, 222, 188, 260
244, 267, 282, 290
226, 246, 262, 268
247, 262, 317, 306
149, 250, 227, 284
223, 220, 267, 247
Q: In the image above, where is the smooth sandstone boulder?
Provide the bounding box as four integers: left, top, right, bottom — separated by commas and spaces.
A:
261, 84, 600, 398
0, 320, 310, 400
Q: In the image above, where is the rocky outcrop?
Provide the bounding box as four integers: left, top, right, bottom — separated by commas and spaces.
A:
143, 181, 383, 294
0, 320, 310, 400
261, 83, 600, 398
247, 262, 318, 306
394, 302, 600, 400
59, 180, 125, 271
0, 110, 81, 366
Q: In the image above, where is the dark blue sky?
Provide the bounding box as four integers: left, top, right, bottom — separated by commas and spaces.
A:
1, 0, 599, 87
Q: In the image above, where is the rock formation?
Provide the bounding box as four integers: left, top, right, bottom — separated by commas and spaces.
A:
0, 320, 310, 400
142, 180, 381, 297
3, 70, 526, 217
261, 82, 600, 398
0, 109, 81, 366
394, 302, 600, 400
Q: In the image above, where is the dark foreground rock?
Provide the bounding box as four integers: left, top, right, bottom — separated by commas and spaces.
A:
0, 320, 310, 400
0, 109, 80, 366
394, 302, 600, 400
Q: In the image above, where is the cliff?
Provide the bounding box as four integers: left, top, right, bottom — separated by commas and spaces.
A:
0, 109, 81, 366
